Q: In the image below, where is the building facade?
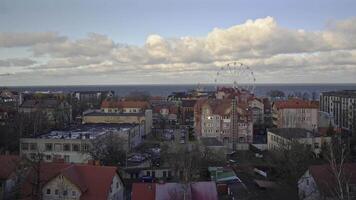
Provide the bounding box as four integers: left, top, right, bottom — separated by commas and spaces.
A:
20, 124, 145, 163
267, 128, 331, 156
320, 90, 356, 131
272, 99, 319, 131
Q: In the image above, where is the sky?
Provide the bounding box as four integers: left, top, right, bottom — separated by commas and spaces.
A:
0, 0, 356, 86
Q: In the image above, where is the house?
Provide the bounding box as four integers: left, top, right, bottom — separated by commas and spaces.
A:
20, 123, 144, 163
0, 155, 20, 200
194, 98, 253, 149
19, 99, 72, 126
131, 182, 218, 200
267, 128, 331, 156
272, 99, 319, 131
83, 100, 152, 134
298, 163, 356, 200
20, 162, 124, 200
72, 91, 114, 108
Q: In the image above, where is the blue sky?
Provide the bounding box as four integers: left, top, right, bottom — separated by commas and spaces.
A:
2, 0, 355, 44
0, 0, 356, 85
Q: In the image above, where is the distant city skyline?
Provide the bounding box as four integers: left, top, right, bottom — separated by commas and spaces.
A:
1, 0, 356, 86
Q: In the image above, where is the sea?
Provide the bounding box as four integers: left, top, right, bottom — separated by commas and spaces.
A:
3, 83, 356, 98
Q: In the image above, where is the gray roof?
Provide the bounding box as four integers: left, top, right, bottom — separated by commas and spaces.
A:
27, 123, 138, 139
268, 128, 319, 139
84, 111, 145, 117
200, 137, 224, 146
321, 90, 356, 98
20, 99, 61, 109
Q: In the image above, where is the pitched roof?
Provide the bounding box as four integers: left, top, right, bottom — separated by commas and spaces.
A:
20, 99, 61, 109
268, 128, 319, 139
274, 99, 319, 109
191, 182, 218, 200
101, 100, 149, 109
202, 99, 248, 116
309, 163, 356, 196
0, 155, 20, 180
132, 183, 156, 200
21, 163, 118, 200
132, 182, 218, 200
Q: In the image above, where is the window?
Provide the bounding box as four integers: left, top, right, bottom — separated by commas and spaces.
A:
64, 155, 70, 162
72, 191, 76, 197
147, 171, 151, 176
46, 188, 51, 194
72, 144, 80, 151
116, 182, 119, 188
63, 190, 68, 196
82, 143, 89, 152
21, 143, 29, 150
45, 143, 53, 151
163, 171, 167, 177
54, 144, 62, 151
55, 189, 59, 195
152, 171, 156, 178
314, 143, 320, 149
46, 155, 52, 161
306, 179, 309, 185
63, 143, 71, 151
30, 143, 37, 151
168, 171, 172, 177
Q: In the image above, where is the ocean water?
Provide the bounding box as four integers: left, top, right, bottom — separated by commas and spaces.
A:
4, 84, 356, 97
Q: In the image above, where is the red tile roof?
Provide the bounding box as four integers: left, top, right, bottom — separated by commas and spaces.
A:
274, 99, 319, 109
309, 163, 356, 196
132, 183, 156, 200
101, 100, 149, 109
0, 155, 20, 180
21, 162, 118, 200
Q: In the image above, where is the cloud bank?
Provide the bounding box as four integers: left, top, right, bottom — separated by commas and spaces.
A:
1, 16, 356, 85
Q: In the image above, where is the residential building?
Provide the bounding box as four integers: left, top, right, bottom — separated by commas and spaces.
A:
72, 90, 114, 108
82, 100, 152, 134
298, 163, 356, 200
0, 155, 20, 200
180, 99, 196, 125
194, 99, 253, 149
320, 90, 356, 131
272, 99, 319, 131
267, 128, 331, 156
20, 162, 124, 200
249, 98, 264, 125
19, 99, 72, 125
131, 182, 218, 200
20, 123, 145, 163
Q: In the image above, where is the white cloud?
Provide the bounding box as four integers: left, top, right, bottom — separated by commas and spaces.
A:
0, 58, 36, 67
1, 16, 356, 84
0, 32, 65, 48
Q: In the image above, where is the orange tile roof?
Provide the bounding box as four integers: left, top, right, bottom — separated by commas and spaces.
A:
21, 162, 118, 200
274, 99, 319, 109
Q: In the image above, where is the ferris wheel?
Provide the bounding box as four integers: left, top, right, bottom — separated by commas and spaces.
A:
214, 61, 256, 94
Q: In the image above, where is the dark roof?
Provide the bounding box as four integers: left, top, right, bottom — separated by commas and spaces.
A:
181, 99, 197, 107
268, 128, 318, 139
132, 183, 156, 200
321, 90, 356, 98
20, 99, 61, 109
309, 163, 356, 197
200, 137, 224, 147
0, 155, 20, 180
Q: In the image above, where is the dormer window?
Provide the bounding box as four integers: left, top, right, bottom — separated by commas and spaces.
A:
46, 188, 51, 194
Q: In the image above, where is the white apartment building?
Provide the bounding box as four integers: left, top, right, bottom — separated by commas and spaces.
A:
20, 123, 145, 163
267, 128, 331, 156
272, 99, 319, 131
320, 90, 356, 131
